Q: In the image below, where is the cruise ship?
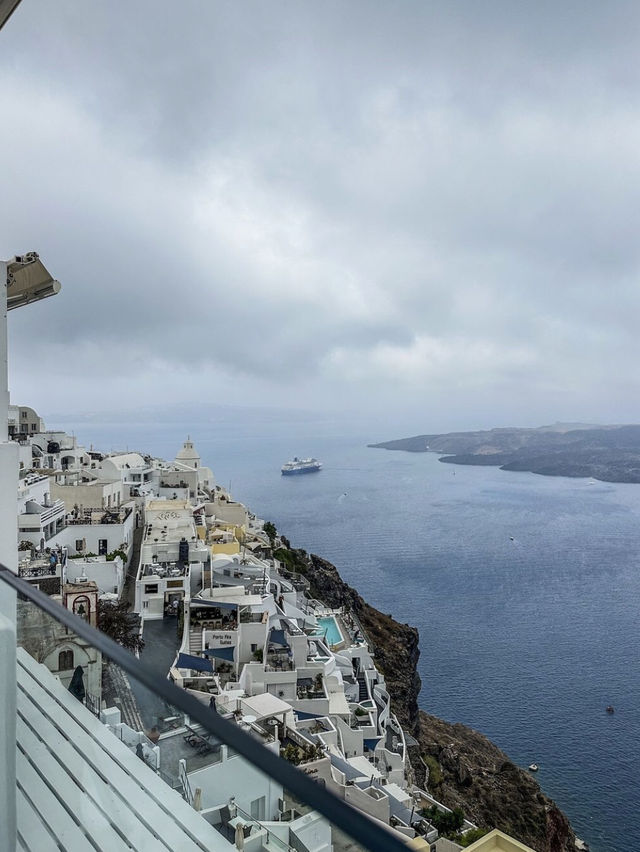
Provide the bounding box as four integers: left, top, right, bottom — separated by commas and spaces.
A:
281, 456, 322, 475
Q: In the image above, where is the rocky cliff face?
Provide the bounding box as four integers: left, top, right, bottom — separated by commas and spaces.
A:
417, 713, 575, 852
277, 543, 577, 852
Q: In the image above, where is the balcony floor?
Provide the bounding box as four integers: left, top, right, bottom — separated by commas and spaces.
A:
16, 648, 233, 851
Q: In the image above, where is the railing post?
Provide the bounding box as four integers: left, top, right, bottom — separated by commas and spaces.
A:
0, 261, 17, 849
0, 612, 16, 851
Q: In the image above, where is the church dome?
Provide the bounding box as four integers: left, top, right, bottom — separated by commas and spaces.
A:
175, 437, 201, 468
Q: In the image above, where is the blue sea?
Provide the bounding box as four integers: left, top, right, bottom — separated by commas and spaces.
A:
54, 409, 640, 851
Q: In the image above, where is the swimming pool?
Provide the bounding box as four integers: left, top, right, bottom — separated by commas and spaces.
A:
313, 615, 343, 646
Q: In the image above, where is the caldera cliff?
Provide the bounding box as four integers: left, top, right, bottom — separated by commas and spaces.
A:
276, 542, 576, 852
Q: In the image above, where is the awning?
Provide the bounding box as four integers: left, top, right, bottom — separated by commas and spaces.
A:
191, 599, 237, 611
202, 646, 235, 662
176, 652, 213, 673
268, 628, 289, 649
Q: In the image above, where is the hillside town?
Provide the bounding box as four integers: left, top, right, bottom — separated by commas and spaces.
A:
10, 398, 539, 852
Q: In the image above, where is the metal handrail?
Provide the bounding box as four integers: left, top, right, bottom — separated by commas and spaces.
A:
2, 565, 411, 852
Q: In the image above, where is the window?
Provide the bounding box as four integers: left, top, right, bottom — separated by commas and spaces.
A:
75, 539, 84, 552
143, 601, 149, 609
58, 649, 74, 670
21, 411, 27, 419
98, 539, 108, 555
31, 423, 37, 431
251, 644, 258, 653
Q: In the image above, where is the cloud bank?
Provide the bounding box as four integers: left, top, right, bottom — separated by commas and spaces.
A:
2, 1, 639, 430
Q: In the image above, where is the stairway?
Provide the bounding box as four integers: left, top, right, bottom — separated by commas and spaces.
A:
357, 676, 368, 702
189, 628, 201, 653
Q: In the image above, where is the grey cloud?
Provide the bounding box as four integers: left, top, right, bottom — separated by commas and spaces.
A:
2, 0, 640, 426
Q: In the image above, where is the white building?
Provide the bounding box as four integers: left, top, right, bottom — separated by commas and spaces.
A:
31, 430, 90, 472
50, 470, 124, 510
63, 554, 125, 598
17, 472, 66, 548
55, 504, 135, 559
8, 404, 44, 439
135, 499, 209, 618
98, 452, 153, 496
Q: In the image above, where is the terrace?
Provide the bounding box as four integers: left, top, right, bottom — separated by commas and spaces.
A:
66, 506, 132, 526
266, 648, 295, 672
17, 554, 61, 579
296, 675, 325, 700
383, 717, 405, 757
192, 605, 238, 631
141, 561, 188, 579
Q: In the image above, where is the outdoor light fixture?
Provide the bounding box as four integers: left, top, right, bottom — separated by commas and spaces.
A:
6, 252, 61, 312
0, 0, 22, 31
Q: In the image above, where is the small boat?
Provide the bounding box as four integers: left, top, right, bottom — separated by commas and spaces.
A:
528, 763, 539, 772
606, 705, 614, 714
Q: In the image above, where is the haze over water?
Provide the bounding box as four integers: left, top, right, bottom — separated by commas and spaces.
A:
57, 409, 640, 852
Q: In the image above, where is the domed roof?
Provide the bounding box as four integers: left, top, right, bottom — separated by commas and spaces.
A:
175, 437, 201, 465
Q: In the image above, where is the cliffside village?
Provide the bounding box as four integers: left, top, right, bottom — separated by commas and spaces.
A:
11, 403, 540, 852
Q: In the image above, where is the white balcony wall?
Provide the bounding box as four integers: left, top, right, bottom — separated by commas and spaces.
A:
187, 751, 282, 821
63, 556, 124, 596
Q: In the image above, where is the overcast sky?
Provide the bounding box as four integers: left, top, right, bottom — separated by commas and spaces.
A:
2, 1, 640, 432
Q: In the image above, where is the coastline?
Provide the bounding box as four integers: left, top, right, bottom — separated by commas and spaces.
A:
277, 543, 578, 852
369, 423, 640, 484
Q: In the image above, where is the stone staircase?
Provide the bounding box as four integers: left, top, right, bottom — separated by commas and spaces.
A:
189, 628, 201, 653
357, 676, 368, 702
102, 661, 145, 731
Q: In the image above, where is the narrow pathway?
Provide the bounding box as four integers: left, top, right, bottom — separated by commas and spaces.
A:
102, 662, 145, 731
121, 523, 143, 609
129, 618, 182, 730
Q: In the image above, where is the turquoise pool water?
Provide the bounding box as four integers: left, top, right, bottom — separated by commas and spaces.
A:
315, 616, 343, 646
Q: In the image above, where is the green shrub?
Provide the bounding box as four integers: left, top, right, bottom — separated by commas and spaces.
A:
281, 743, 301, 765
423, 754, 443, 787
106, 549, 128, 563
421, 805, 464, 837
457, 828, 489, 847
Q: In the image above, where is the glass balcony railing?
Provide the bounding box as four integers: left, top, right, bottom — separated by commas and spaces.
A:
2, 565, 412, 852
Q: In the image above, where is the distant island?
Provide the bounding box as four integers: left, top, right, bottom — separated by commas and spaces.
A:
369, 423, 640, 483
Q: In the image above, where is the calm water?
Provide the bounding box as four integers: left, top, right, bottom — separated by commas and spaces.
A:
56, 412, 640, 851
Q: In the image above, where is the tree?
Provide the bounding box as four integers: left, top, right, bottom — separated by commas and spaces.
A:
263, 521, 277, 547
97, 600, 145, 653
